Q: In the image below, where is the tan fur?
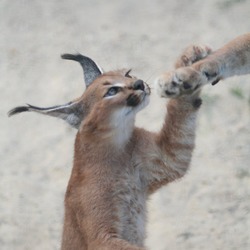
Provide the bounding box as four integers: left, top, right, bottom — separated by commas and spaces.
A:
156, 33, 250, 98
9, 50, 205, 249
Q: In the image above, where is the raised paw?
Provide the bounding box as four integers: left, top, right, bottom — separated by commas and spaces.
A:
175, 44, 212, 69
155, 67, 206, 98
195, 59, 221, 85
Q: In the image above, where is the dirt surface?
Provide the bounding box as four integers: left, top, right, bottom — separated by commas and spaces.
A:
1, 0, 250, 249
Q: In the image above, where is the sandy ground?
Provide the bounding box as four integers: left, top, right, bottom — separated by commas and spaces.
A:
1, 0, 250, 249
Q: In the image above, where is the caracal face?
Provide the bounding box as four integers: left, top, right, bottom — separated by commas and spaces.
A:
80, 71, 151, 126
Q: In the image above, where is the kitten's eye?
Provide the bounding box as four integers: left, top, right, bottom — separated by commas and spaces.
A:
104, 87, 121, 97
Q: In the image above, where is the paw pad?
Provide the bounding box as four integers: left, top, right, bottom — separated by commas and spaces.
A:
192, 98, 202, 108
155, 68, 203, 98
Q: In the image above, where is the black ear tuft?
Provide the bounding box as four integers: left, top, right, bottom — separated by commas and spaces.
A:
125, 69, 132, 78
8, 106, 30, 117
61, 54, 82, 61
61, 53, 103, 87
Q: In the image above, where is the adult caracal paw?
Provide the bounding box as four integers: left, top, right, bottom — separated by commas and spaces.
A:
156, 44, 212, 98
156, 33, 250, 98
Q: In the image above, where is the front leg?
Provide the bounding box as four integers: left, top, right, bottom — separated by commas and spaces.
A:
144, 45, 206, 194
145, 94, 201, 194
194, 33, 250, 83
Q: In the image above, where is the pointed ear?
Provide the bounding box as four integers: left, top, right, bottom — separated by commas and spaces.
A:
61, 53, 103, 87
8, 101, 83, 129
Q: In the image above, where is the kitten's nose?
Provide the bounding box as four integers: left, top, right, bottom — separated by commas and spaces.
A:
133, 80, 145, 91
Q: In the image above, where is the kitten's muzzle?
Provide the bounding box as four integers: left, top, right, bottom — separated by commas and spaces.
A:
133, 79, 151, 96
133, 79, 145, 91
127, 80, 150, 107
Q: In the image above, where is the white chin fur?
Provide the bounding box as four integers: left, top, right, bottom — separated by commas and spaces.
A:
111, 95, 149, 147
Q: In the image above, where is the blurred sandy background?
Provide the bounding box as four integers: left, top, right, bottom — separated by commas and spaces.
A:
1, 0, 250, 249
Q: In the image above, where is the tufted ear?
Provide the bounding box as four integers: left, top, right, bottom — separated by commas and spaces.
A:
61, 53, 103, 87
8, 101, 83, 129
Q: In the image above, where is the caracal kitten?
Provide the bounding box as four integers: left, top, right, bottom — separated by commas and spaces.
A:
9, 47, 208, 249
156, 33, 250, 98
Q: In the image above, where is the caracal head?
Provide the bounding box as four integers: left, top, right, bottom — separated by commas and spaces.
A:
8, 54, 151, 130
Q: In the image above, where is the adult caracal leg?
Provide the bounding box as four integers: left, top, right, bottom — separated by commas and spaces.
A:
195, 33, 250, 84
156, 33, 250, 97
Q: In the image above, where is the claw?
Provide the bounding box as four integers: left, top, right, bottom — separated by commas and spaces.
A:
211, 78, 221, 85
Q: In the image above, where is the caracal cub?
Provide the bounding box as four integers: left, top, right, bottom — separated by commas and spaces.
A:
9, 47, 207, 249
156, 33, 250, 98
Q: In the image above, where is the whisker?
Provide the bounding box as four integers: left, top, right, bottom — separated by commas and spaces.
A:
145, 73, 155, 83
145, 68, 164, 83
146, 83, 155, 89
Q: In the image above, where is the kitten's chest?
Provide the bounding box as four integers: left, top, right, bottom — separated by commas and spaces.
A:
113, 164, 147, 246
